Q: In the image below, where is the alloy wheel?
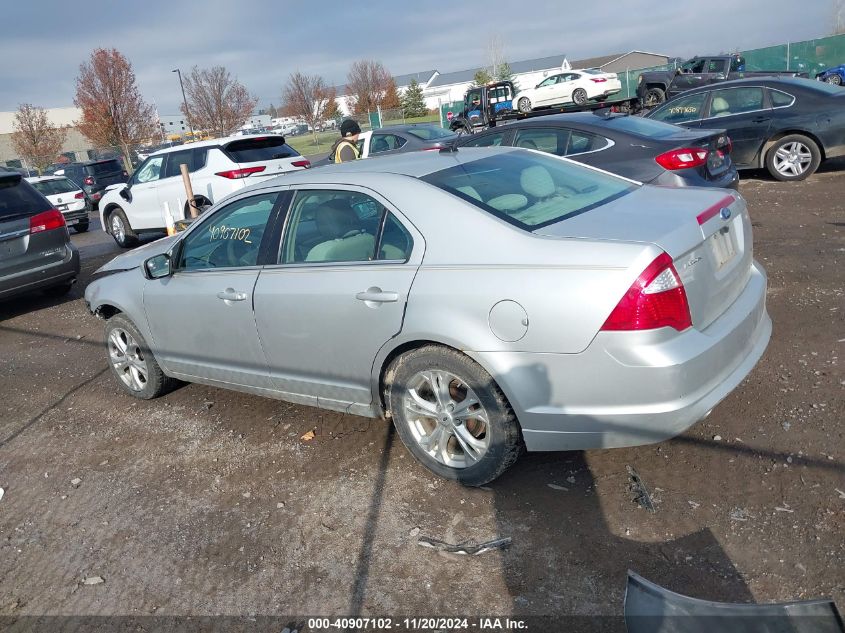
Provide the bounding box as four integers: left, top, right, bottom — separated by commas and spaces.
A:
773, 141, 812, 177
110, 214, 125, 243
403, 370, 491, 468
108, 327, 148, 391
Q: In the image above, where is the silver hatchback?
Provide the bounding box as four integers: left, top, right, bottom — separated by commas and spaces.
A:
85, 148, 771, 485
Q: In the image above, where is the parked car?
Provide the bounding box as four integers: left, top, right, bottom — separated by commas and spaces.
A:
98, 134, 310, 247
0, 171, 80, 300
637, 55, 808, 107
1, 165, 39, 177
26, 176, 90, 232
645, 77, 845, 181
457, 112, 738, 189
312, 124, 458, 166
45, 158, 128, 207
515, 69, 622, 112
816, 64, 845, 85
85, 147, 771, 485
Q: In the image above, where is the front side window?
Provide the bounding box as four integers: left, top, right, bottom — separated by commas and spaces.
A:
422, 150, 635, 230
133, 156, 165, 184
537, 75, 559, 88
649, 92, 707, 124
707, 87, 765, 118
178, 193, 278, 270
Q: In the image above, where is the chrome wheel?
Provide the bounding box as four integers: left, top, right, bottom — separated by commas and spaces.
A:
572, 88, 588, 106
773, 141, 812, 177
518, 97, 532, 113
110, 214, 125, 243
826, 74, 842, 85
403, 370, 491, 469
108, 327, 148, 392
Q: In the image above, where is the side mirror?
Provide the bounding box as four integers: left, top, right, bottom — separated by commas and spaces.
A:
144, 253, 172, 280
119, 187, 132, 202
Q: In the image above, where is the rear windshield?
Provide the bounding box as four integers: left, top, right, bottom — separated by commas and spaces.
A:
405, 126, 455, 141
30, 178, 81, 196
86, 160, 123, 176
422, 150, 635, 230
224, 137, 300, 163
601, 115, 688, 139
0, 175, 52, 220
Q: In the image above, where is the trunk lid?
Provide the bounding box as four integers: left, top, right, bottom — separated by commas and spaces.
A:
535, 185, 753, 330
222, 136, 310, 179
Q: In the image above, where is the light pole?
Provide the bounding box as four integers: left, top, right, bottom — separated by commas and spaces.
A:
172, 68, 194, 137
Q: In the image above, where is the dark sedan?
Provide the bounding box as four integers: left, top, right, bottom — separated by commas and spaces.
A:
312, 124, 458, 166
645, 77, 845, 181
456, 112, 738, 189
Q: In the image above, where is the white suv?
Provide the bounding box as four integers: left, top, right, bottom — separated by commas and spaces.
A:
98, 135, 310, 247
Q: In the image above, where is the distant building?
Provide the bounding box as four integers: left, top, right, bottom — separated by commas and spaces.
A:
159, 113, 190, 139
0, 107, 95, 166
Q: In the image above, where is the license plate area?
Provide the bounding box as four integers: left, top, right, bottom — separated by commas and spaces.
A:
709, 225, 736, 269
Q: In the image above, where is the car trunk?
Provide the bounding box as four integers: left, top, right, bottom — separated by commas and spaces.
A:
659, 128, 732, 183
534, 185, 753, 330
223, 136, 309, 179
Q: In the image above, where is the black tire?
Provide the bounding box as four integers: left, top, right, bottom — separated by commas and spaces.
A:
107, 207, 139, 248
385, 345, 523, 486
765, 134, 821, 182
826, 74, 842, 85
73, 220, 89, 233
572, 88, 588, 106
517, 96, 532, 113
42, 281, 74, 297
104, 314, 179, 399
644, 86, 666, 107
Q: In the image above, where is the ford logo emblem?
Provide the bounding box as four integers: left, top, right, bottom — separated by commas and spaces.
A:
720, 208, 732, 220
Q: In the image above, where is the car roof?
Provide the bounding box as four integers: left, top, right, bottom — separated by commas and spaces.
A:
26, 175, 74, 183
373, 123, 445, 133
669, 76, 827, 95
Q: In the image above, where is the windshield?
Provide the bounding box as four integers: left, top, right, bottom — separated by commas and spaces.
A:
30, 178, 81, 196
422, 150, 635, 230
405, 126, 455, 141
87, 160, 123, 176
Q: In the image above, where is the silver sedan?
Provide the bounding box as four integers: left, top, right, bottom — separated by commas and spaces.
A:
85, 147, 771, 485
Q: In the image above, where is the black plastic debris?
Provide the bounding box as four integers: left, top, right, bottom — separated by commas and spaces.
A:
627, 465, 656, 513
417, 535, 512, 555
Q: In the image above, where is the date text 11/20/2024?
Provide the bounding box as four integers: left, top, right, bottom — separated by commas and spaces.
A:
305, 617, 528, 630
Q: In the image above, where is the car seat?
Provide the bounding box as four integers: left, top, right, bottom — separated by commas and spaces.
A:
710, 96, 731, 117
305, 200, 375, 262
371, 137, 391, 153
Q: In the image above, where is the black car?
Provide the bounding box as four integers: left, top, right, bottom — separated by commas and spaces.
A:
45, 158, 128, 206
312, 124, 458, 167
645, 78, 845, 181
456, 112, 738, 189
0, 171, 80, 300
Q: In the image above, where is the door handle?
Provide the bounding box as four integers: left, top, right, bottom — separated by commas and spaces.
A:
752, 117, 771, 123
356, 288, 399, 303
217, 288, 248, 302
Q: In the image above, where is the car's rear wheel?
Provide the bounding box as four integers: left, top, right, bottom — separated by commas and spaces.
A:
108, 207, 139, 248
644, 87, 666, 107
104, 314, 178, 399
572, 88, 588, 106
766, 134, 821, 181
385, 345, 523, 486
517, 97, 532, 113
73, 220, 89, 233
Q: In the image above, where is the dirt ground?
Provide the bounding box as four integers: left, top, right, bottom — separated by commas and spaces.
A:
0, 162, 842, 629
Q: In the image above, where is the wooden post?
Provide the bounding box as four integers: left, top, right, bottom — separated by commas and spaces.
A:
180, 163, 197, 218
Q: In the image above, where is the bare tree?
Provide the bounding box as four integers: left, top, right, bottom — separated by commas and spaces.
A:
281, 72, 335, 144
74, 48, 157, 173
181, 66, 257, 137
11, 104, 68, 173
345, 60, 393, 115
834, 0, 845, 34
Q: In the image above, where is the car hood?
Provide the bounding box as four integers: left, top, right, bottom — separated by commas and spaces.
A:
95, 235, 179, 273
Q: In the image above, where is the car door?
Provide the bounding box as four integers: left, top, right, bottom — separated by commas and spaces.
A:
533, 74, 561, 106
142, 191, 285, 387
252, 187, 423, 411
700, 86, 771, 167
556, 72, 581, 103
669, 58, 717, 97
123, 155, 166, 230
647, 91, 710, 128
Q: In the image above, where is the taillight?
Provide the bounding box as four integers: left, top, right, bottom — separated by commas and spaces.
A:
30, 209, 66, 234
723, 137, 733, 154
291, 160, 311, 168
655, 148, 709, 170
215, 166, 267, 179
601, 253, 692, 332
590, 78, 607, 83
74, 192, 85, 199
83, 176, 94, 186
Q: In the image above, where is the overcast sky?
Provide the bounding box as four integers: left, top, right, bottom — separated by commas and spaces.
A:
0, 1, 836, 113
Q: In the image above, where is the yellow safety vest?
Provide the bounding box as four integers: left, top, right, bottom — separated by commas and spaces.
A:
334, 140, 360, 163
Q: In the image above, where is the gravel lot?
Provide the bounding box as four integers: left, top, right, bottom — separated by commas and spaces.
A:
0, 163, 842, 626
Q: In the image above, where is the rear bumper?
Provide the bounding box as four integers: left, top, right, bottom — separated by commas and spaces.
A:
0, 243, 80, 300
651, 167, 739, 191
470, 262, 770, 451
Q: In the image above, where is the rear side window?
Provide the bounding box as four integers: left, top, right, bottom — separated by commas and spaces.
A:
423, 150, 635, 230
225, 137, 300, 163
30, 178, 80, 196
770, 89, 795, 108
0, 176, 51, 219
86, 160, 123, 176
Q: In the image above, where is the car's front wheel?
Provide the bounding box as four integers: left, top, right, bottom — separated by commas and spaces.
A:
517, 96, 532, 113
766, 134, 821, 181
572, 88, 588, 106
385, 345, 523, 486
105, 314, 178, 399
108, 207, 139, 248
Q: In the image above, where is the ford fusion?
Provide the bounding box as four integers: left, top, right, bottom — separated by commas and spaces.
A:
85, 148, 771, 485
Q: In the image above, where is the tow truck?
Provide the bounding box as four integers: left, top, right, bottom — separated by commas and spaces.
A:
448, 80, 642, 134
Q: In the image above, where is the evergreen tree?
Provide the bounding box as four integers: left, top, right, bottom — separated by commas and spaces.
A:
401, 78, 428, 118
472, 69, 493, 86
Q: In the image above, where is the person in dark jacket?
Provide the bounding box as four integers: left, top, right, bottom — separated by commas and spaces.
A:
330, 119, 362, 163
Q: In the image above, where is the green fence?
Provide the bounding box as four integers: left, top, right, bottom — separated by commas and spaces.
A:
742, 34, 845, 74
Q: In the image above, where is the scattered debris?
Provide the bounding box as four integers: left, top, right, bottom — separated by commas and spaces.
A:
300, 430, 315, 442
417, 535, 511, 555
626, 466, 655, 513
781, 420, 792, 431
242, 492, 251, 499
688, 500, 700, 510
409, 527, 421, 537
276, 502, 285, 509
835, 489, 845, 500
82, 576, 104, 585
547, 484, 569, 491
775, 506, 795, 513
0, 487, 4, 502
70, 478, 82, 488
713, 435, 723, 441
566, 476, 576, 484
202, 401, 214, 410
729, 507, 751, 522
